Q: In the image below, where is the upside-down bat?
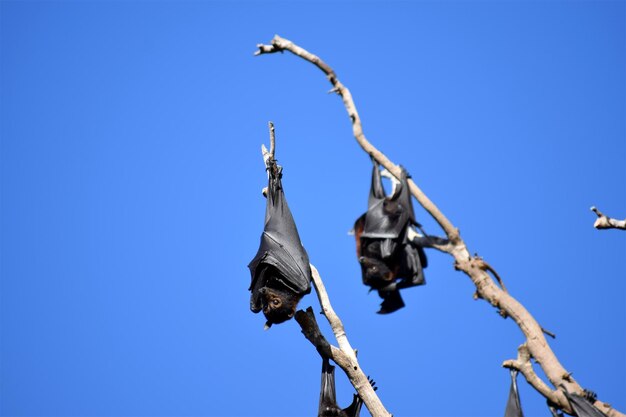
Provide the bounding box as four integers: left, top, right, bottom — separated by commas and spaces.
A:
318, 357, 375, 417
353, 160, 427, 314
504, 369, 525, 417
248, 158, 311, 329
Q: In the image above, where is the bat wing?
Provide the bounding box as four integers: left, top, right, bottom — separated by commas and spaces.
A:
344, 376, 376, 417
353, 214, 366, 259
361, 166, 413, 239
417, 244, 428, 268
563, 392, 607, 417
396, 166, 416, 225
398, 242, 426, 288
249, 164, 311, 310
342, 395, 363, 417
377, 289, 405, 314
504, 370, 524, 417
368, 160, 386, 207
318, 358, 342, 417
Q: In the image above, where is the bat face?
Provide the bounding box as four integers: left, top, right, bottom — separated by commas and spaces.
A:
358, 256, 395, 287
258, 286, 300, 326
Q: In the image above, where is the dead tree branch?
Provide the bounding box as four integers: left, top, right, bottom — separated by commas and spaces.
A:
255, 35, 624, 417
503, 344, 569, 409
304, 264, 392, 417
591, 206, 626, 230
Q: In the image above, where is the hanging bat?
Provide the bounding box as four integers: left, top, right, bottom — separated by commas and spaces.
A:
504, 369, 525, 417
248, 158, 311, 329
353, 160, 427, 314
318, 357, 375, 417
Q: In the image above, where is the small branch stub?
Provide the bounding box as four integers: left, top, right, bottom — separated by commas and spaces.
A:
268, 121, 276, 159
591, 206, 626, 230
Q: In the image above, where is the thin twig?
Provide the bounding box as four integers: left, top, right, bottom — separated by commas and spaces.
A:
261, 121, 277, 196
255, 35, 624, 417
268, 121, 276, 159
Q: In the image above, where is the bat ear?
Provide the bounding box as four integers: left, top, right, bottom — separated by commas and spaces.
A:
264, 321, 272, 330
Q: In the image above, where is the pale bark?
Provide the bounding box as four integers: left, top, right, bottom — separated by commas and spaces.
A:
296, 265, 392, 417
591, 206, 626, 230
255, 35, 623, 417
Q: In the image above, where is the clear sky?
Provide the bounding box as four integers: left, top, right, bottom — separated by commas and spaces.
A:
1, 2, 624, 417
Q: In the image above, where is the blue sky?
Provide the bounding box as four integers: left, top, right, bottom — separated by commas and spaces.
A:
1, 2, 624, 416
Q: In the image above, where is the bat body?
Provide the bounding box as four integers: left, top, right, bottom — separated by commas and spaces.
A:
354, 161, 427, 314
318, 357, 364, 417
248, 159, 311, 328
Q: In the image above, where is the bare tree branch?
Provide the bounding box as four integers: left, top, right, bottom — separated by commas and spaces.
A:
255, 35, 624, 417
294, 307, 388, 417
306, 264, 392, 417
591, 206, 626, 230
503, 344, 571, 413
256, 35, 459, 242
294, 307, 333, 359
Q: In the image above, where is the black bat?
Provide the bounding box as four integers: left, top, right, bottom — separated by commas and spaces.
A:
504, 369, 524, 417
248, 158, 311, 329
353, 160, 427, 314
318, 357, 375, 417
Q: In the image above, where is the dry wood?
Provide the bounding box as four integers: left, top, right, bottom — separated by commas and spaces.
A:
591, 206, 626, 230
295, 265, 392, 417
256, 35, 624, 417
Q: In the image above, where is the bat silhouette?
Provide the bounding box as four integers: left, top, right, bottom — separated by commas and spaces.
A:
248, 158, 311, 329
353, 160, 427, 314
318, 357, 376, 417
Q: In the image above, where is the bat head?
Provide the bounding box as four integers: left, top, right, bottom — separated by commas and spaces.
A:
258, 286, 300, 327
358, 256, 395, 287
382, 199, 402, 218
